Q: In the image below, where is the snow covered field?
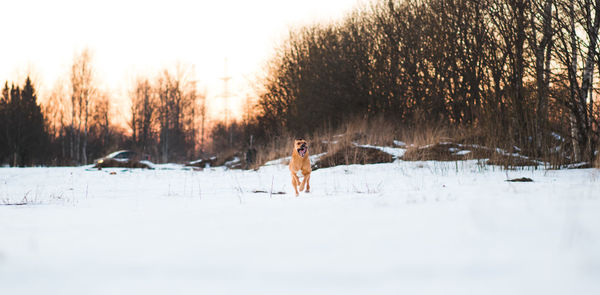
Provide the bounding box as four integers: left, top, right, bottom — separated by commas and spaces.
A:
1, 160, 599, 294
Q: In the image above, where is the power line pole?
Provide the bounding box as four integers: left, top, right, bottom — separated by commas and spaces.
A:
220, 58, 231, 127
220, 58, 233, 147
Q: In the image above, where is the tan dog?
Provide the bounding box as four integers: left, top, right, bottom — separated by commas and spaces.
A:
289, 139, 311, 196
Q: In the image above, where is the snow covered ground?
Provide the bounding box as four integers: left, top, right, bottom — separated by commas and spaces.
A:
1, 160, 599, 294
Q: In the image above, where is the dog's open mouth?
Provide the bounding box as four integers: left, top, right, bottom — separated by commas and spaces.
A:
297, 146, 307, 157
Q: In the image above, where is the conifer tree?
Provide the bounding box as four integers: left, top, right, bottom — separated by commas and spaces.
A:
0, 78, 48, 166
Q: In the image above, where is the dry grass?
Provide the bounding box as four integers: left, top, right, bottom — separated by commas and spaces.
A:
399, 124, 451, 148
249, 117, 397, 169
400, 124, 474, 161
243, 118, 582, 170
251, 130, 295, 169
486, 154, 539, 167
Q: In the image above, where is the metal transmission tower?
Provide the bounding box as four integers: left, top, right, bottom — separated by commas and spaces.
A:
220, 58, 232, 126
220, 58, 234, 146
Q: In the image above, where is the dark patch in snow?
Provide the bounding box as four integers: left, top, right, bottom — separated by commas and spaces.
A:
506, 177, 533, 182
251, 190, 286, 195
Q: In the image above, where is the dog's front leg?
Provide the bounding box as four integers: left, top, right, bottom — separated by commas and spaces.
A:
305, 172, 310, 192
291, 172, 300, 196
300, 171, 310, 193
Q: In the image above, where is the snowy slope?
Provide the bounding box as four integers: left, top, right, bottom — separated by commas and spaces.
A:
0, 160, 599, 295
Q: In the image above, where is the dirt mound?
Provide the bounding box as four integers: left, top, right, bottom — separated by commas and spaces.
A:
313, 146, 394, 170
185, 156, 217, 169
402, 143, 491, 161
402, 142, 541, 167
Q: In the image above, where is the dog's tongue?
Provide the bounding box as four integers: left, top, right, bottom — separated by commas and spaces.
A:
298, 147, 307, 157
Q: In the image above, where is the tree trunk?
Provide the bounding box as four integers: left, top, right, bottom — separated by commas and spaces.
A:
70, 97, 75, 161
512, 0, 528, 148
568, 0, 581, 162
533, 0, 553, 155
580, 0, 600, 162
82, 98, 88, 165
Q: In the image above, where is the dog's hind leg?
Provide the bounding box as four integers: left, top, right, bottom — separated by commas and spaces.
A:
300, 171, 310, 192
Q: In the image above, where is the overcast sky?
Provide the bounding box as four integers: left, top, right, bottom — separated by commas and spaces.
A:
0, 0, 359, 121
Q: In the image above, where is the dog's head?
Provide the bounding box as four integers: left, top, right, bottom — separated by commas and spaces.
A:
294, 139, 308, 158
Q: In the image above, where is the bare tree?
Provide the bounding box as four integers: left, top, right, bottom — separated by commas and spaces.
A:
554, 0, 600, 162
42, 79, 70, 162
154, 65, 200, 162
90, 91, 111, 153
130, 77, 157, 155
70, 48, 96, 164
528, 0, 555, 155
489, 0, 532, 147
199, 88, 207, 152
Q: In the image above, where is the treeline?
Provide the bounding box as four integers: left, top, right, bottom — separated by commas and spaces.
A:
253, 0, 600, 163
2, 0, 599, 167
0, 50, 208, 166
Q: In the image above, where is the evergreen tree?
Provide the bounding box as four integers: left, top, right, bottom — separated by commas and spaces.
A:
20, 77, 48, 165
0, 78, 48, 166
0, 83, 9, 163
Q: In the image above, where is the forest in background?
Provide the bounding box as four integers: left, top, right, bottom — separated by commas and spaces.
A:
244, 0, 600, 166
0, 51, 208, 166
1, 0, 600, 167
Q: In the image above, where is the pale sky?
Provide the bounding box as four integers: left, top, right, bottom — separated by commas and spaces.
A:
0, 0, 360, 123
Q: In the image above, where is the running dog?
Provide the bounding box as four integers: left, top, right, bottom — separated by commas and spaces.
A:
289, 139, 311, 196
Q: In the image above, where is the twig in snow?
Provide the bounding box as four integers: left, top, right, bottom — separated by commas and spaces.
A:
269, 176, 274, 199
232, 174, 244, 204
